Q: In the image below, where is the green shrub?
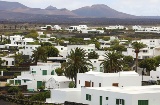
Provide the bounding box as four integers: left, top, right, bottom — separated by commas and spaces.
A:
7, 86, 20, 94
68, 81, 75, 88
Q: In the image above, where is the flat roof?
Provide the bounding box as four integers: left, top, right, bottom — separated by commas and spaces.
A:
85, 85, 160, 94
54, 88, 81, 92
81, 71, 139, 77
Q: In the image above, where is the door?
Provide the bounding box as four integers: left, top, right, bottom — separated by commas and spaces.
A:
100, 96, 102, 105
37, 81, 42, 89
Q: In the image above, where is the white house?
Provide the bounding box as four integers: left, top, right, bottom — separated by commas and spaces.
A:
134, 26, 160, 33
132, 25, 144, 31
1, 57, 14, 66
9, 35, 34, 47
81, 85, 160, 105
90, 59, 103, 72
53, 25, 62, 30
105, 25, 125, 30
46, 88, 81, 104
41, 25, 53, 30
77, 71, 141, 88
123, 39, 160, 59
7, 63, 61, 91
67, 44, 96, 55
19, 45, 40, 57
67, 25, 88, 32
45, 76, 71, 90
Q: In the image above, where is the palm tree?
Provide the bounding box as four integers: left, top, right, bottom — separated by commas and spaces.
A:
131, 42, 147, 72
31, 47, 47, 64
100, 51, 123, 73
63, 47, 92, 87
88, 51, 99, 59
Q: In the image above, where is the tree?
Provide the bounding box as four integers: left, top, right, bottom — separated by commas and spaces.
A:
131, 42, 147, 72
110, 44, 127, 52
14, 53, 24, 67
100, 51, 123, 73
88, 51, 99, 59
55, 68, 64, 76
25, 30, 38, 40
63, 47, 92, 87
40, 42, 52, 47
0, 58, 5, 66
45, 46, 59, 57
110, 39, 120, 45
122, 56, 134, 71
139, 58, 156, 75
154, 55, 160, 67
123, 56, 134, 66
32, 47, 47, 63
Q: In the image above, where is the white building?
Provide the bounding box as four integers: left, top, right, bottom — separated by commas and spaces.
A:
10, 35, 34, 47
46, 88, 81, 104
1, 57, 14, 66
7, 63, 61, 91
67, 44, 96, 55
46, 76, 71, 90
81, 29, 104, 34
19, 45, 40, 57
82, 85, 160, 105
67, 25, 88, 32
123, 39, 160, 59
134, 26, 160, 33
77, 71, 141, 88
105, 25, 125, 30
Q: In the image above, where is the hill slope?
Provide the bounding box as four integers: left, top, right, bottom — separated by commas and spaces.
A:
72, 4, 135, 18
0, 1, 28, 10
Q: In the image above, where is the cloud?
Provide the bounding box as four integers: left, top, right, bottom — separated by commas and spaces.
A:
107, 0, 160, 16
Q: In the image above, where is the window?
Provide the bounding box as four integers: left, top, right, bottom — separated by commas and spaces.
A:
30, 47, 32, 49
6, 61, 8, 65
42, 70, 47, 75
138, 100, 148, 105
143, 50, 148, 53
100, 67, 103, 72
92, 82, 94, 87
15, 80, 21, 85
116, 99, 125, 105
51, 70, 54, 75
61, 48, 63, 50
86, 94, 91, 101
88, 49, 90, 51
106, 97, 108, 100
12, 61, 14, 65
32, 71, 36, 74
99, 83, 101, 87
9, 80, 14, 84
79, 80, 80, 84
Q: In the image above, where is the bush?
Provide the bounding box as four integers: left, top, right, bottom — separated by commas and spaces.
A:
7, 86, 20, 94
30, 91, 50, 101
68, 81, 75, 88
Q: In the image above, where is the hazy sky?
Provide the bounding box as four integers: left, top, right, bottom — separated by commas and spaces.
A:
2, 0, 160, 16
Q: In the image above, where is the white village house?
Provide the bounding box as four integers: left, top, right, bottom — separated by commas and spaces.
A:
46, 71, 142, 104
6, 63, 72, 91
